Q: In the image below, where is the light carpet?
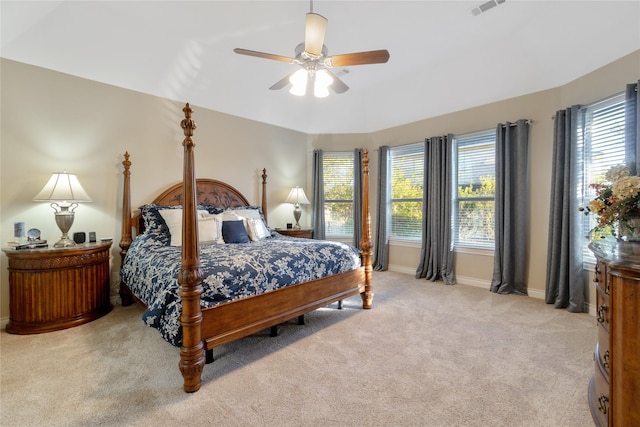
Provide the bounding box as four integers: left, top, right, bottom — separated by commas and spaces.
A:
0, 271, 596, 426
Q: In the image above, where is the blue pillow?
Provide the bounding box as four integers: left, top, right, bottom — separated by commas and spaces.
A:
222, 220, 250, 243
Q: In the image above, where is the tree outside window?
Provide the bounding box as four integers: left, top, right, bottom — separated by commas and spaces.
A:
323, 152, 354, 236
390, 143, 424, 239
454, 131, 495, 248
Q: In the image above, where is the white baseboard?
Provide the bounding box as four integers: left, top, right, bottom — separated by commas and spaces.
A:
387, 264, 417, 276
527, 288, 545, 300
387, 271, 596, 315
457, 275, 595, 316
1, 316, 9, 330
455, 275, 491, 290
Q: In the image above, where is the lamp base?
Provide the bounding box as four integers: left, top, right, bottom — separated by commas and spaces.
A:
53, 205, 78, 248
293, 204, 302, 230
54, 236, 77, 248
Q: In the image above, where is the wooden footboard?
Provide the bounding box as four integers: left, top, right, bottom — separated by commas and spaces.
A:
201, 268, 366, 350
119, 103, 373, 392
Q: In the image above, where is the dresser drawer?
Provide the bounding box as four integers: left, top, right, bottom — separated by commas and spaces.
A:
595, 261, 609, 294
596, 283, 610, 333
590, 357, 610, 427
594, 332, 611, 381
595, 332, 610, 379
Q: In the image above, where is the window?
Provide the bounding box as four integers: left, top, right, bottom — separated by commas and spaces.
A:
580, 94, 626, 257
453, 130, 496, 249
323, 151, 354, 236
389, 143, 424, 239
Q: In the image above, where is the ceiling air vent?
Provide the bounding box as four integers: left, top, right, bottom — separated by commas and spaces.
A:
471, 0, 506, 16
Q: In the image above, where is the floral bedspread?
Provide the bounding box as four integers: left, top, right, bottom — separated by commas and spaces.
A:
120, 233, 361, 346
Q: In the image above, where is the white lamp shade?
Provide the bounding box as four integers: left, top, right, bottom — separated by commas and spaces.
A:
33, 172, 92, 203
289, 69, 308, 96
314, 69, 333, 98
285, 187, 310, 205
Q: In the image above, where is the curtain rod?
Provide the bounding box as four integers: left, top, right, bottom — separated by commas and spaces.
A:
501, 119, 532, 127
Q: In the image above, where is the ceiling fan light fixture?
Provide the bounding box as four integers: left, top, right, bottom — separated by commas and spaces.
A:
289, 69, 308, 96
234, 1, 388, 97
314, 69, 333, 98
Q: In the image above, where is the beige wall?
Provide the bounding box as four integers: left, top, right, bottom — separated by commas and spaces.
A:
0, 59, 308, 320
1, 50, 639, 321
314, 49, 640, 310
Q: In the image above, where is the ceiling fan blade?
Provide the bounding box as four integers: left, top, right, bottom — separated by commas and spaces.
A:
269, 73, 295, 91
304, 12, 327, 57
233, 48, 294, 63
327, 50, 390, 67
325, 70, 349, 94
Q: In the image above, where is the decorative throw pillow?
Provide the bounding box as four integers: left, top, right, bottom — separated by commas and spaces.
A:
224, 207, 271, 240
159, 209, 209, 246
222, 220, 250, 243
245, 218, 271, 241
221, 211, 243, 221
198, 213, 224, 244
227, 207, 264, 221
139, 204, 182, 235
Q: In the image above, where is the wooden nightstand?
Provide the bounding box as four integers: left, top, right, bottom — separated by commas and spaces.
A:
276, 228, 314, 239
3, 242, 113, 334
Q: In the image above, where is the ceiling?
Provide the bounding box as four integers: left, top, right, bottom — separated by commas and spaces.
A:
2, 1, 639, 134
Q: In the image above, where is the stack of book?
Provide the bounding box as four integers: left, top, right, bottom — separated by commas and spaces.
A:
6, 240, 48, 250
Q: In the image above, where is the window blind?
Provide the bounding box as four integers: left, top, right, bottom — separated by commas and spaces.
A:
581, 94, 626, 257
390, 143, 424, 239
323, 152, 354, 236
454, 130, 495, 248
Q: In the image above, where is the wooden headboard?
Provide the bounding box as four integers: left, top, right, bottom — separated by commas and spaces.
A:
119, 150, 268, 262
152, 179, 251, 208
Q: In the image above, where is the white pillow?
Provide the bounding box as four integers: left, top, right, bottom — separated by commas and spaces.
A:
228, 208, 263, 221
221, 211, 243, 221
199, 213, 224, 244
159, 209, 211, 246
223, 209, 270, 241
245, 218, 271, 241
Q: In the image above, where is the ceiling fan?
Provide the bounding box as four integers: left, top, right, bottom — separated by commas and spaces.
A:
233, 1, 390, 98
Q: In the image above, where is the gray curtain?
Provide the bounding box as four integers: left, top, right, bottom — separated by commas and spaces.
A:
490, 120, 529, 295
416, 136, 455, 284
545, 106, 585, 312
625, 80, 640, 175
353, 148, 363, 249
311, 149, 325, 240
373, 146, 389, 271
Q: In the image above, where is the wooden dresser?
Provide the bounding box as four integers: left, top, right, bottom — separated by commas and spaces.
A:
3, 242, 113, 334
589, 239, 640, 426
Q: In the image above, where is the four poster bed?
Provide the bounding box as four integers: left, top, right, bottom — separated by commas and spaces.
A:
118, 103, 373, 392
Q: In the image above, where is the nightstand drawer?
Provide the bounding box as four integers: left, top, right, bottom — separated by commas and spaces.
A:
277, 228, 313, 239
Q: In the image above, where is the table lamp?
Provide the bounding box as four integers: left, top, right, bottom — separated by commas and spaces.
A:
285, 186, 310, 229
33, 172, 92, 247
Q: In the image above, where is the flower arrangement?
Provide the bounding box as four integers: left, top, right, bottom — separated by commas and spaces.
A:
580, 164, 640, 238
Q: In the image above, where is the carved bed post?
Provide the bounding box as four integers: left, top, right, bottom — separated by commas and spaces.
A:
261, 168, 268, 223
360, 149, 374, 309
178, 103, 205, 392
118, 152, 134, 306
